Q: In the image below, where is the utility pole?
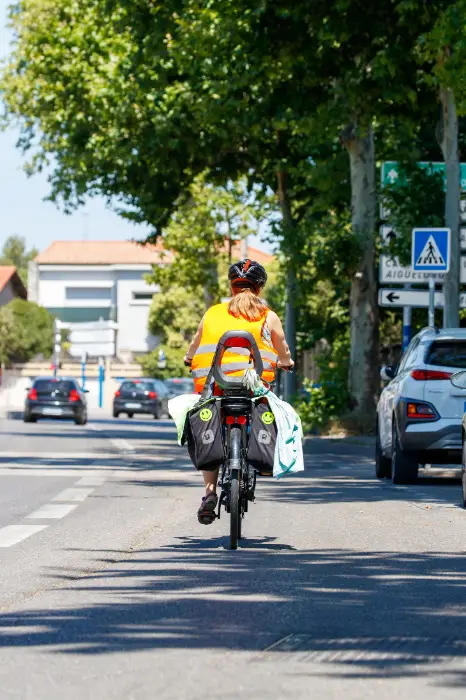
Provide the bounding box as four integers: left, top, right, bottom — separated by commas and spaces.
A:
440, 86, 460, 328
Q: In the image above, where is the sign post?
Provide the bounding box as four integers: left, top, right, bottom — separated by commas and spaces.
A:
53, 319, 61, 378
411, 228, 451, 328
81, 351, 87, 391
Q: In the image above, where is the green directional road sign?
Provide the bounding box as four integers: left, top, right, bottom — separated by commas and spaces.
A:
382, 161, 466, 191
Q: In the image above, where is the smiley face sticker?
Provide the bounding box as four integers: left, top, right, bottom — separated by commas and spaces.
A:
262, 411, 274, 425
199, 408, 213, 422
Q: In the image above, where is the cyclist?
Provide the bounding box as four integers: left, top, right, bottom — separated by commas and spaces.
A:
184, 258, 295, 524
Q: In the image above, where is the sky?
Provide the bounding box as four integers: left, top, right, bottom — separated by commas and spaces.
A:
0, 0, 269, 257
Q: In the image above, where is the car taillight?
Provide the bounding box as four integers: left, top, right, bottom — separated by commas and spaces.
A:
148, 391, 158, 399
115, 390, 121, 397
69, 389, 80, 402
28, 388, 38, 401
410, 369, 453, 381
407, 401, 437, 419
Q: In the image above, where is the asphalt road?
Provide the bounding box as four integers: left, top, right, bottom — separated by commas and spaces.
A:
0, 414, 466, 699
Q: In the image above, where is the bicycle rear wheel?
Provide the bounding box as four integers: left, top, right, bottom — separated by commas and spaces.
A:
228, 426, 242, 550
230, 469, 240, 549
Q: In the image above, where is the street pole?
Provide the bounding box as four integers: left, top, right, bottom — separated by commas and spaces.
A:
402, 306, 412, 352
53, 319, 61, 378
81, 351, 87, 391
284, 265, 297, 402
98, 357, 104, 408
441, 87, 460, 328
428, 277, 436, 328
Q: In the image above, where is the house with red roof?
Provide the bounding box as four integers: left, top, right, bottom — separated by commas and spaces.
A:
0, 266, 27, 307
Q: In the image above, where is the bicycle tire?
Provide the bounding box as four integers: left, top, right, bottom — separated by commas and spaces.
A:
230, 469, 240, 549
229, 426, 242, 550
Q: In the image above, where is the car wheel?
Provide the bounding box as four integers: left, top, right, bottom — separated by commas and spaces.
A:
127, 413, 134, 418
375, 418, 391, 479
391, 422, 418, 484
23, 413, 36, 423
75, 413, 87, 426
113, 411, 119, 419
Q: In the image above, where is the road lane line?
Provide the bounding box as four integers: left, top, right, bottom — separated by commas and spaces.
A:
0, 468, 110, 477
26, 504, 78, 519
75, 476, 106, 486
52, 488, 95, 502
0, 525, 48, 548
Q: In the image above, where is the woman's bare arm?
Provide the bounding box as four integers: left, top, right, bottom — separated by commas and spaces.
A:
184, 319, 204, 363
266, 311, 295, 368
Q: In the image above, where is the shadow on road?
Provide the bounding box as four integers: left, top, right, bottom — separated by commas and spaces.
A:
0, 544, 465, 686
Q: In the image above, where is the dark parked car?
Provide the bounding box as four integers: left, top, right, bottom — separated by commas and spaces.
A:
164, 377, 195, 398
24, 377, 88, 425
113, 379, 169, 419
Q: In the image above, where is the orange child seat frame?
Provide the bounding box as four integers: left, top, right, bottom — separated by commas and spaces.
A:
191, 303, 278, 394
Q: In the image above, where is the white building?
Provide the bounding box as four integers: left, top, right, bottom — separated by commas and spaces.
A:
28, 239, 274, 362
28, 241, 173, 361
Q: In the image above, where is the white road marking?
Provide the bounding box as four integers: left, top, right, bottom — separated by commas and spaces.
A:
0, 468, 109, 477
111, 438, 135, 452
0, 452, 116, 459
0, 524, 48, 548
52, 488, 95, 502
26, 504, 78, 519
75, 476, 106, 486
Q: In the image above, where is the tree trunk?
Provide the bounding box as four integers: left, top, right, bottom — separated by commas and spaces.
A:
440, 86, 460, 328
342, 123, 379, 430
277, 169, 297, 401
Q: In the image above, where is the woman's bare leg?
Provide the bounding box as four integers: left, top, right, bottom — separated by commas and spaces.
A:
203, 468, 219, 495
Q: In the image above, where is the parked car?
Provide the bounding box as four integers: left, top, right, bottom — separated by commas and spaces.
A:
376, 326, 466, 484
24, 377, 88, 425
448, 370, 466, 507
164, 377, 195, 398
113, 379, 169, 419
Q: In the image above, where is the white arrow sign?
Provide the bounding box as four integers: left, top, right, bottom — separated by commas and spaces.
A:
379, 289, 466, 308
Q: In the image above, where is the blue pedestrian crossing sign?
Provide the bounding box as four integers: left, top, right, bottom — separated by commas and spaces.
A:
412, 228, 450, 273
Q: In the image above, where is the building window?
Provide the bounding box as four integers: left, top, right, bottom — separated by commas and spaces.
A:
66, 287, 112, 300
46, 308, 112, 322
132, 292, 154, 301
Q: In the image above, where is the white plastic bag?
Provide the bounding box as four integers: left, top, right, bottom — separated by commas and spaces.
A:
266, 392, 304, 478
168, 394, 200, 444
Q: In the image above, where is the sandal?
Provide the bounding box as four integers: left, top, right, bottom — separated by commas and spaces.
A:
197, 492, 218, 525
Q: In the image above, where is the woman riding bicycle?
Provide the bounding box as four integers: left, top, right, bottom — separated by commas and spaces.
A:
184, 259, 295, 524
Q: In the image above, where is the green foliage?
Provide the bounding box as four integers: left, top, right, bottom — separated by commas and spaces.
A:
148, 285, 204, 348
0, 299, 53, 364
138, 345, 189, 381
380, 163, 445, 265
294, 336, 350, 434
0, 235, 38, 285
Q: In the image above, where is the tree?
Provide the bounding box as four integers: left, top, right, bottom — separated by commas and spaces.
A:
0, 0, 446, 425
0, 299, 53, 364
0, 235, 38, 285
419, 0, 466, 327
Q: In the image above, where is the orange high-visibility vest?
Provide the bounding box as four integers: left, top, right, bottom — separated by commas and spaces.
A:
191, 303, 278, 393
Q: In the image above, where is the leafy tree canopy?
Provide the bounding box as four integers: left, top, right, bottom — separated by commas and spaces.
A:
0, 235, 38, 285
0, 298, 53, 364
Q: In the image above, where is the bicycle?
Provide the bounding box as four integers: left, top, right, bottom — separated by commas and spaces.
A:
187, 330, 292, 550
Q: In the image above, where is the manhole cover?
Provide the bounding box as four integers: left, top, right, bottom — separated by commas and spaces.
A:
259, 635, 466, 665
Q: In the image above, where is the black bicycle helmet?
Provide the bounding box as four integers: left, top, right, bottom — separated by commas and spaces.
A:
228, 258, 267, 293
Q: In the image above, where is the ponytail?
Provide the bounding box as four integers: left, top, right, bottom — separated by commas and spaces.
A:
228, 289, 268, 322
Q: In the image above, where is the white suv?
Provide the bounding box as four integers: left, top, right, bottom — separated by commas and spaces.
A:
376, 327, 466, 484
